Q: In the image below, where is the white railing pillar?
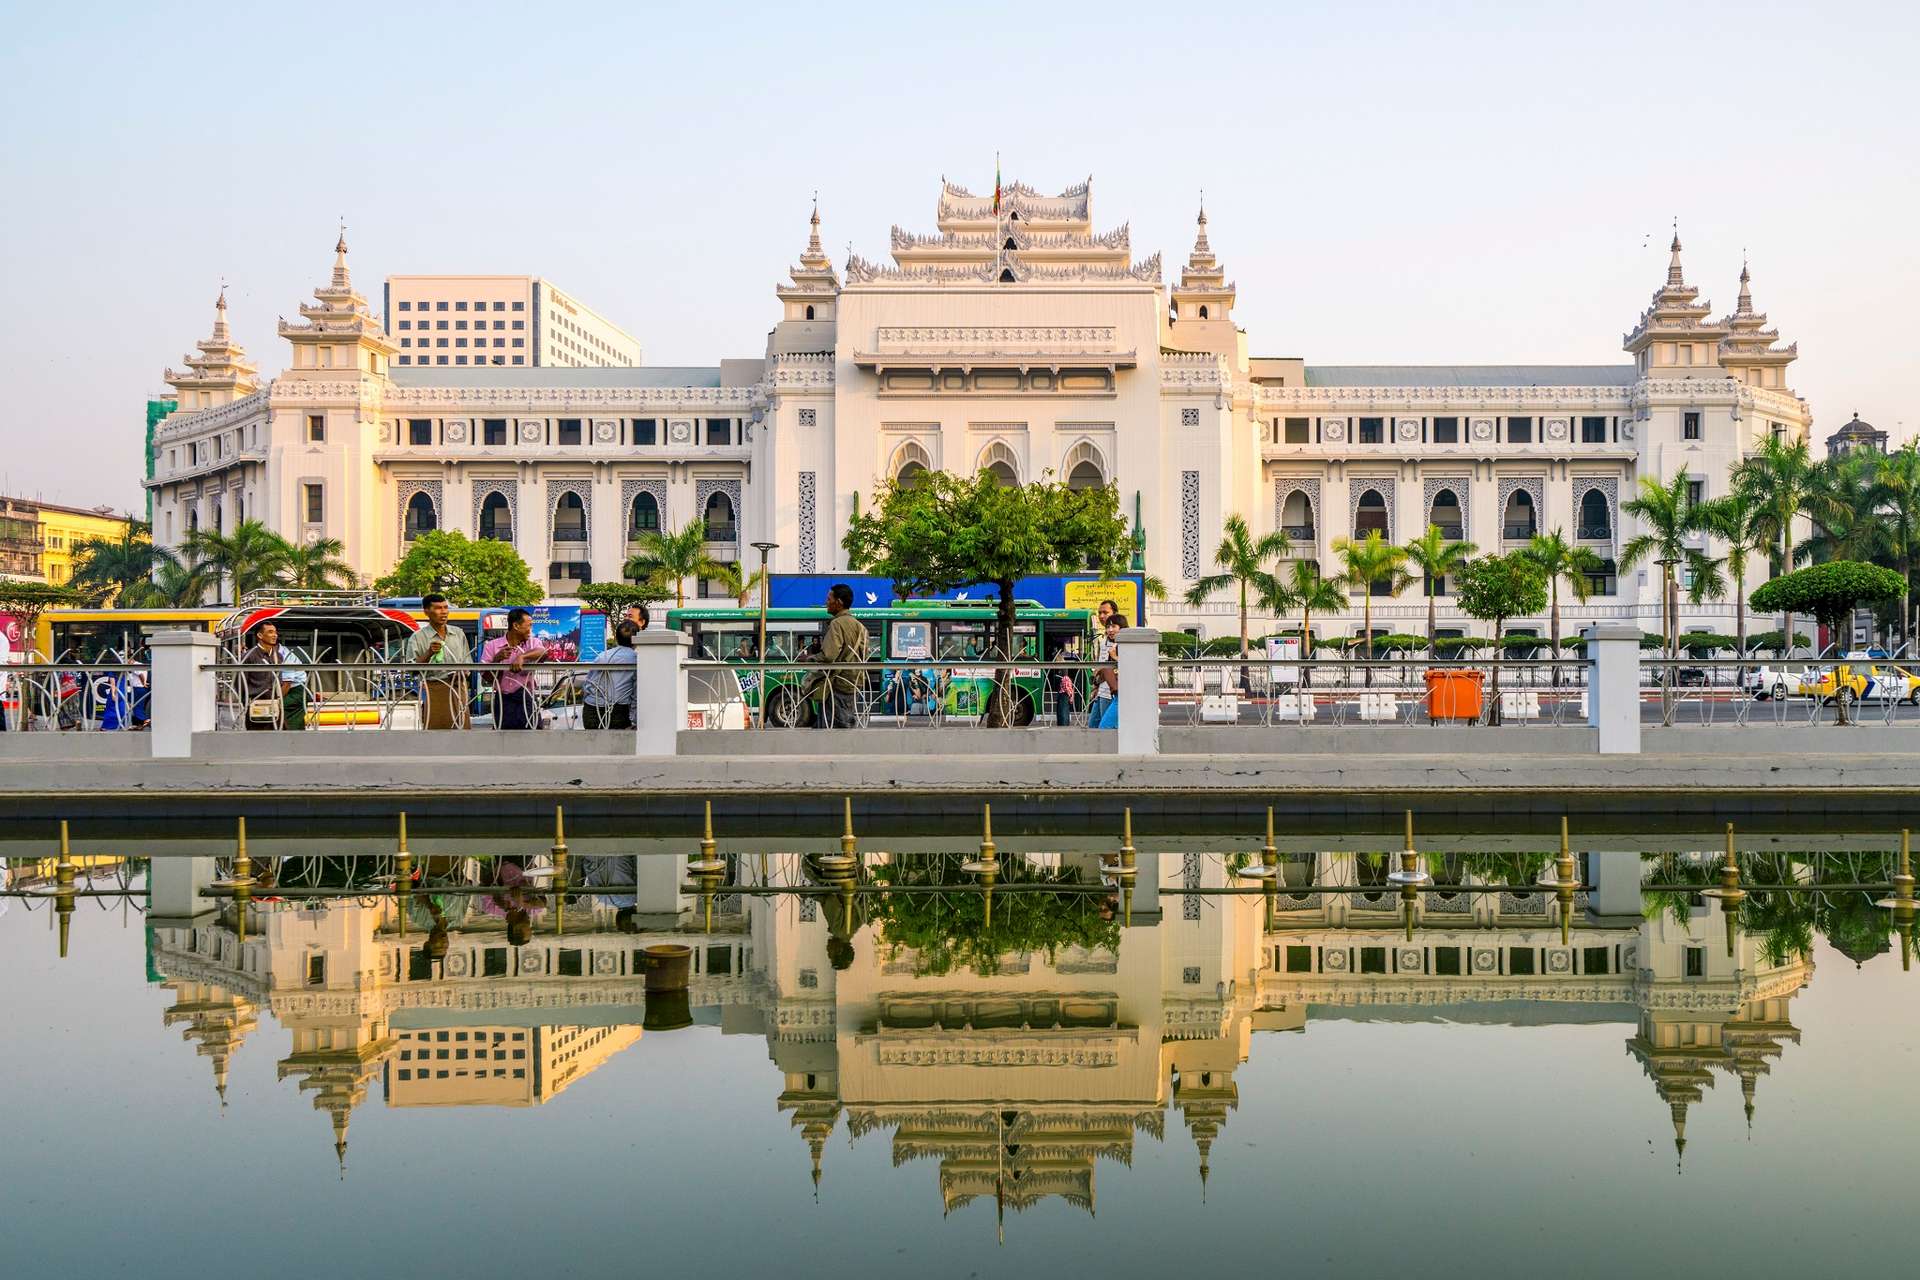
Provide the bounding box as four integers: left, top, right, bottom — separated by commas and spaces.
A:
149, 630, 217, 759
1583, 624, 1641, 754
148, 856, 217, 924
633, 629, 690, 757
1586, 851, 1644, 918
1115, 627, 1161, 755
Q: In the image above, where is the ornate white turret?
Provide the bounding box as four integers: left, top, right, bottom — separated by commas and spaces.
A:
1716, 258, 1798, 388
1170, 199, 1235, 324
776, 199, 840, 324
1623, 228, 1730, 374
164, 288, 260, 410
278, 225, 398, 377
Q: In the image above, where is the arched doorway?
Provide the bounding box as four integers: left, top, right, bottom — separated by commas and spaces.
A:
552, 491, 586, 545
1280, 490, 1314, 539
1578, 489, 1611, 541
979, 441, 1020, 487
703, 491, 736, 541
1427, 488, 1462, 539
478, 492, 511, 541
1502, 490, 1537, 540
1354, 489, 1388, 536
404, 491, 437, 541
629, 491, 661, 539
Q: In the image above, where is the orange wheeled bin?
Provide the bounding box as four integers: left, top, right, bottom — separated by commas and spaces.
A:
1424, 668, 1484, 722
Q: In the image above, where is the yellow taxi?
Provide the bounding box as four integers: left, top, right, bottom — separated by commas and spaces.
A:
1796, 662, 1920, 705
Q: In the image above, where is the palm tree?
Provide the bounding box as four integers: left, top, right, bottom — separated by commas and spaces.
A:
1402, 524, 1478, 653
181, 519, 293, 602
1734, 434, 1815, 655
279, 536, 357, 589
143, 558, 207, 608
710, 560, 770, 608
67, 523, 169, 604
1331, 531, 1411, 659
1521, 530, 1605, 660
1872, 442, 1920, 649
1694, 489, 1769, 660
1798, 451, 1885, 566
622, 520, 722, 607
1183, 515, 1292, 658
1276, 559, 1343, 672
1620, 474, 1713, 657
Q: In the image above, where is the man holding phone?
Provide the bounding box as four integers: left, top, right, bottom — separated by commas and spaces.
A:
407, 592, 472, 729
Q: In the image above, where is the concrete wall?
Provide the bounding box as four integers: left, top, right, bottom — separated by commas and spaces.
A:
1161, 725, 1599, 755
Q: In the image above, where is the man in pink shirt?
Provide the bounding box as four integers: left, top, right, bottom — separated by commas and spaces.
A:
481, 607, 549, 729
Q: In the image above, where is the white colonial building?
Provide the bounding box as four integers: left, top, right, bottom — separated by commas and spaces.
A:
146, 178, 1812, 638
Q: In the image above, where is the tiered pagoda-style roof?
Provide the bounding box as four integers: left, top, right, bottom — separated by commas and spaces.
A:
164, 289, 260, 400
1623, 232, 1730, 357
277, 227, 398, 359
778, 200, 839, 304
1172, 202, 1234, 307
1716, 260, 1798, 376
160, 978, 259, 1105
846, 176, 1160, 285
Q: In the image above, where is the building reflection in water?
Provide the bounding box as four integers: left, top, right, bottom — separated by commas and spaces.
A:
144, 848, 1815, 1199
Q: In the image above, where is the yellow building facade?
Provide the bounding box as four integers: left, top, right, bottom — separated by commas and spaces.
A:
33, 501, 136, 586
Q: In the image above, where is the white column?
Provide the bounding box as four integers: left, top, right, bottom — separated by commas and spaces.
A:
633, 629, 690, 757
1115, 627, 1160, 755
1583, 623, 1640, 754
149, 630, 217, 759
1587, 850, 1644, 918
148, 857, 216, 923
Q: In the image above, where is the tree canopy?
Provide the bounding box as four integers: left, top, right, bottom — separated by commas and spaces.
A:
575, 580, 669, 616
1749, 560, 1905, 631
1455, 554, 1548, 629
373, 531, 542, 606
844, 470, 1131, 655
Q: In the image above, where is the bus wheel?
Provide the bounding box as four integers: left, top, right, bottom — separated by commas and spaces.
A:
1012, 692, 1036, 727
765, 688, 801, 728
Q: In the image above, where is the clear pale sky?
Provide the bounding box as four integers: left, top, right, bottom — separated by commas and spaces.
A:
2, 0, 1914, 512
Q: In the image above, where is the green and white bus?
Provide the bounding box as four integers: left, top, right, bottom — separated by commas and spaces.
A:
665, 600, 1094, 727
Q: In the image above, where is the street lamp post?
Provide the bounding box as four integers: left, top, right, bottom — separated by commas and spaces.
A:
750, 540, 777, 726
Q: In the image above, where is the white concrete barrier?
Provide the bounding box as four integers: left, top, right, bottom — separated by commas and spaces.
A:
1583, 625, 1641, 754
1115, 628, 1160, 755
149, 631, 216, 759
633, 630, 691, 757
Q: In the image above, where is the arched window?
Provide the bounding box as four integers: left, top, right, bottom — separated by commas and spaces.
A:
703, 491, 736, 541
212, 502, 223, 533
978, 441, 1020, 487
478, 492, 511, 541
187, 507, 198, 534
629, 491, 660, 538
404, 491, 437, 541
1578, 489, 1611, 541
1062, 440, 1107, 491
1502, 490, 1536, 540
1198, 305, 1209, 320
1427, 488, 1462, 539
1281, 490, 1314, 537
891, 439, 932, 488
804, 305, 814, 320
1354, 488, 1388, 535
552, 491, 586, 543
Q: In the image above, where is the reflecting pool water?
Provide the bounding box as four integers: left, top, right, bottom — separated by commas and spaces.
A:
2, 843, 1915, 1278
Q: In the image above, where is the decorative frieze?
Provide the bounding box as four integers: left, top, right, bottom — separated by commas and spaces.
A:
1180, 473, 1202, 583
797, 472, 817, 573
383, 385, 756, 410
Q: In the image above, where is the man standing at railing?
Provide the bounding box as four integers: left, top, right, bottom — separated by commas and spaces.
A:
804, 582, 867, 728
584, 619, 639, 729
240, 622, 309, 730
0, 618, 11, 732
406, 592, 472, 730
481, 607, 549, 730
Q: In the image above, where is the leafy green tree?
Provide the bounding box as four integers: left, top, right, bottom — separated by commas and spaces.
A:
181, 519, 294, 601
66, 522, 168, 605
1694, 489, 1770, 658
1331, 530, 1412, 659
1454, 554, 1548, 724
1735, 435, 1816, 654
280, 536, 357, 589
1403, 524, 1478, 653
1521, 530, 1605, 661
1750, 561, 1905, 636
623, 521, 723, 608
1871, 442, 1920, 647
575, 581, 669, 617
1278, 559, 1345, 658
1183, 514, 1292, 658
845, 469, 1131, 664
0, 582, 86, 654
1619, 473, 1717, 656
373, 530, 541, 605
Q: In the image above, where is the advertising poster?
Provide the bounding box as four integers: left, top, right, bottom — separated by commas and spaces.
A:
480, 606, 606, 662
766, 574, 1146, 623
